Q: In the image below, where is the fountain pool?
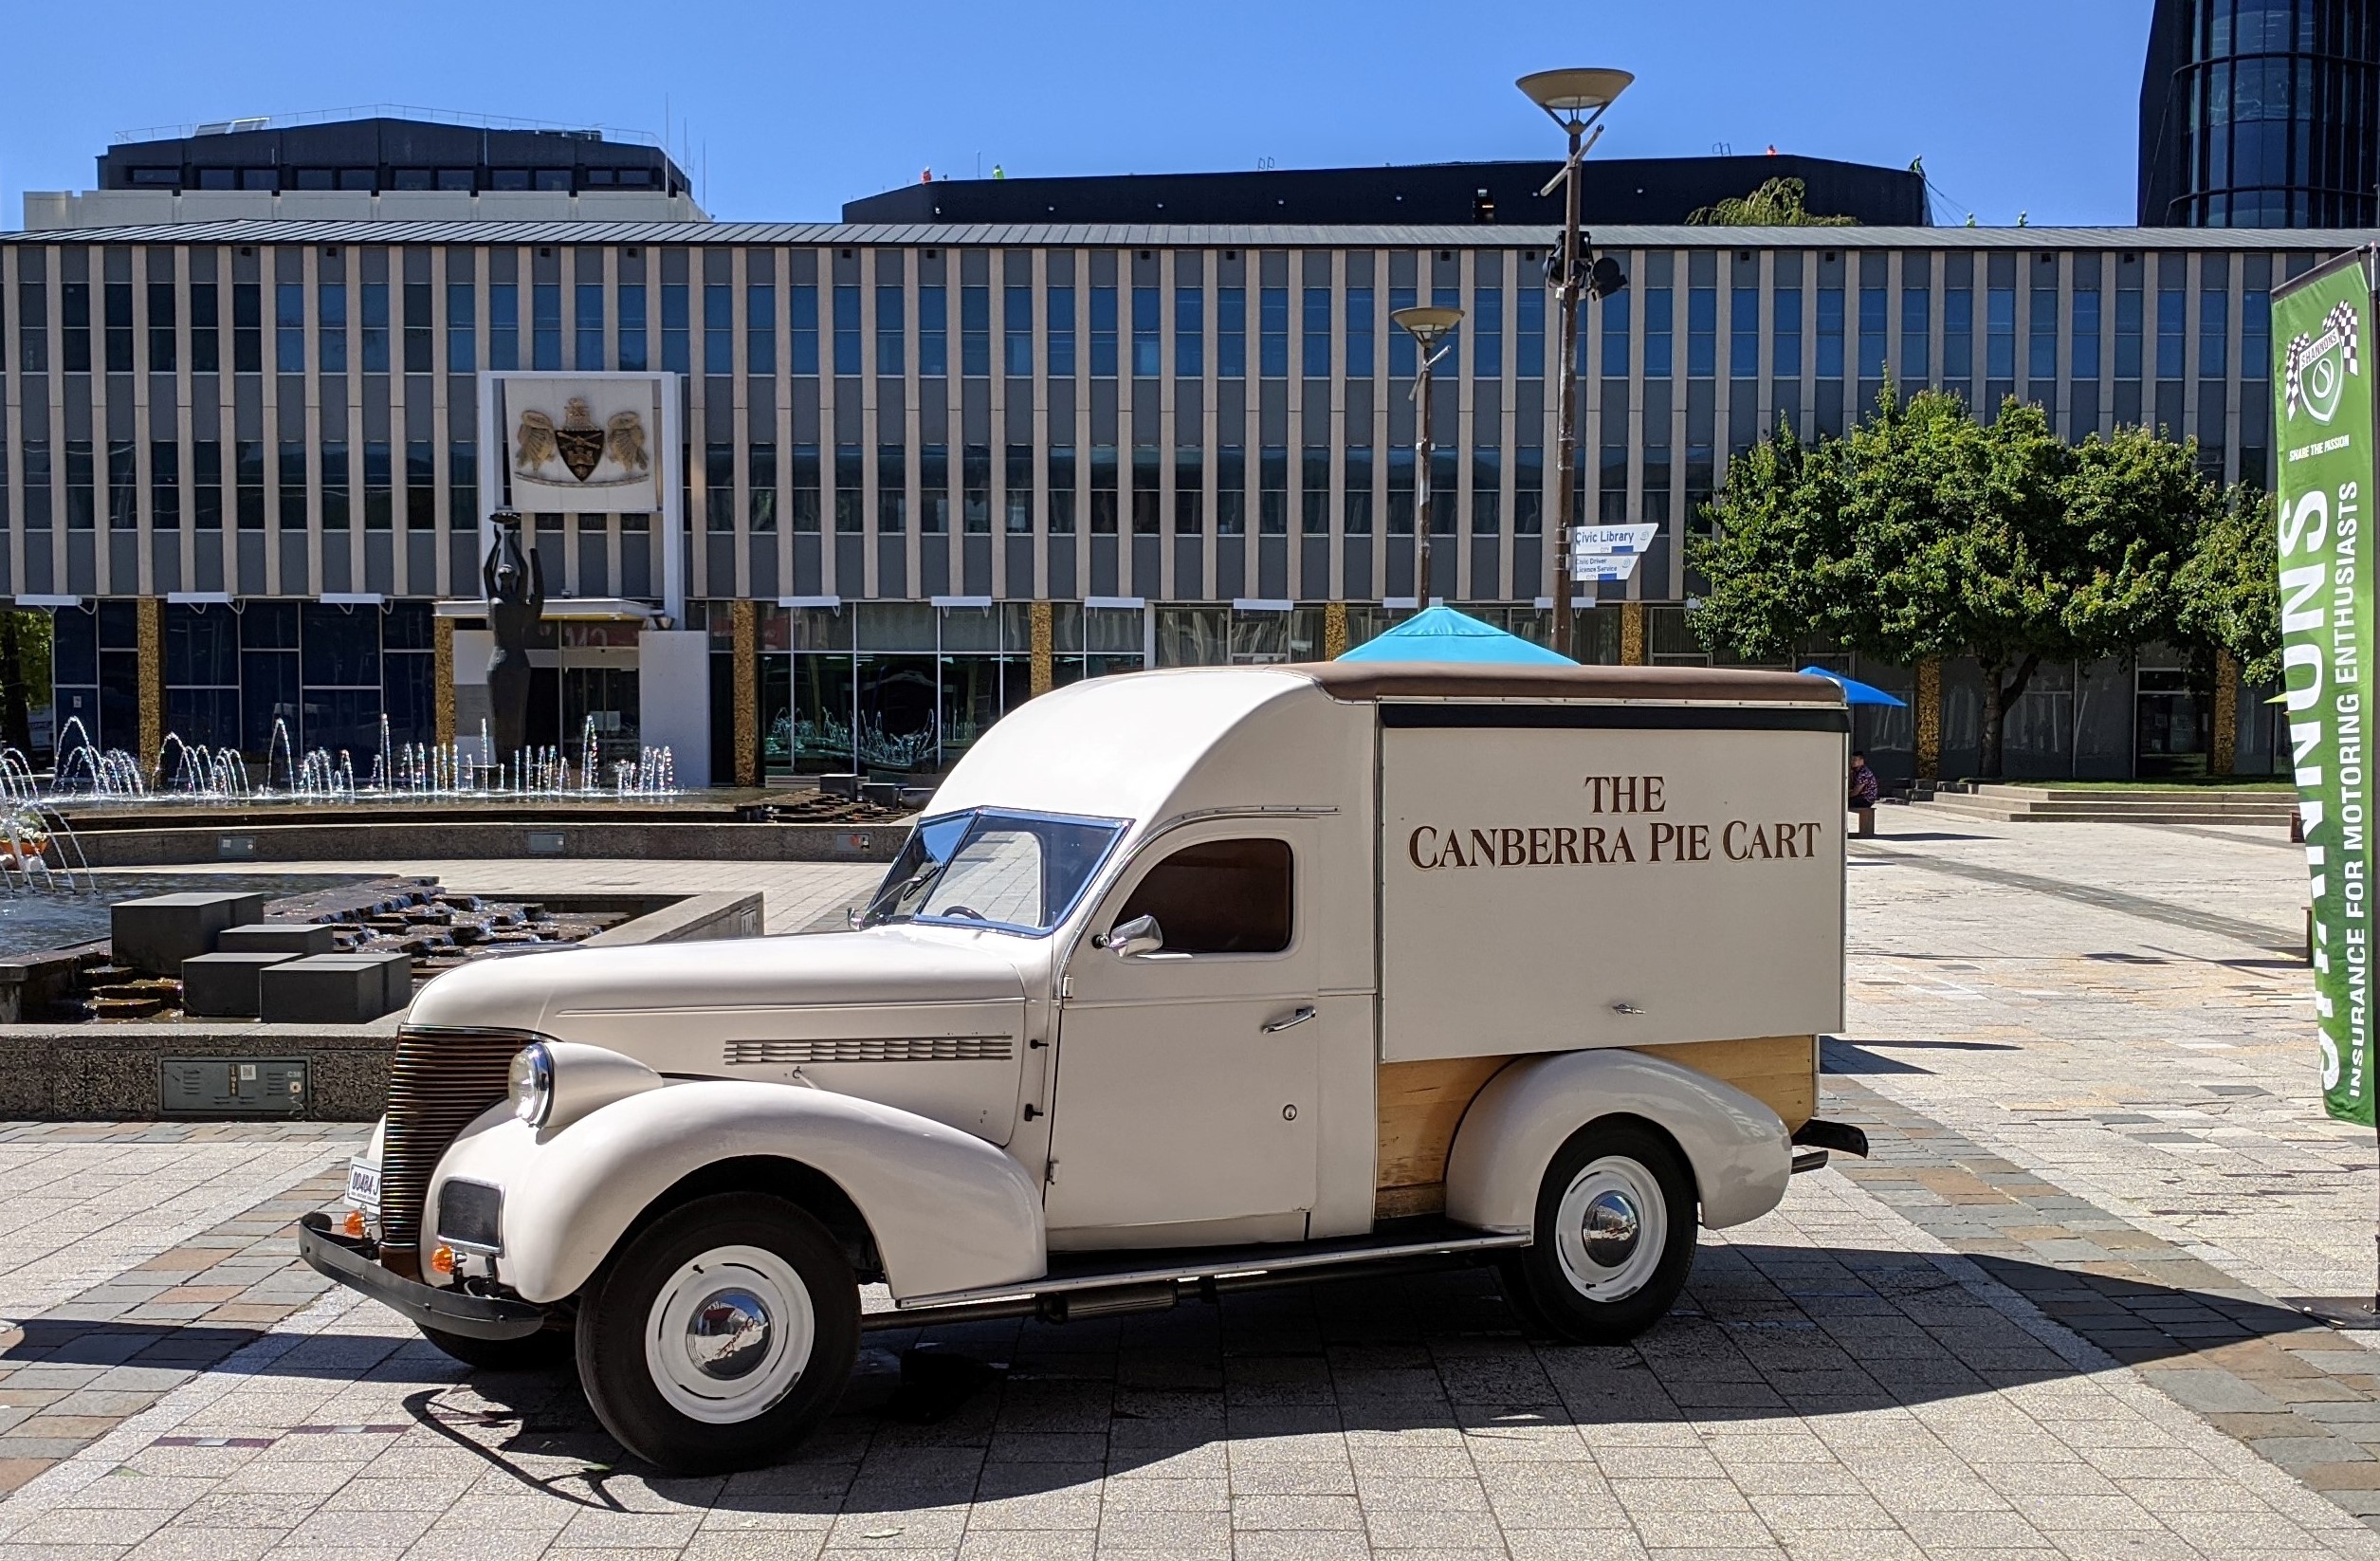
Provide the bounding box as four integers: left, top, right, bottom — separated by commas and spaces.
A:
0, 872, 378, 959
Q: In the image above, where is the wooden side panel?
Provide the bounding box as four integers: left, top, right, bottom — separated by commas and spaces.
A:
1626, 1036, 1817, 1131
1369, 1036, 1818, 1221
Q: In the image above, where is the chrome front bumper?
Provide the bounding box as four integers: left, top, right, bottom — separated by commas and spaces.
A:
296, 1213, 549, 1341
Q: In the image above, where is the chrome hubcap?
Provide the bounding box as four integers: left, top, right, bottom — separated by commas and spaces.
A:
687, 1287, 772, 1380
1551, 1155, 1670, 1303
644, 1244, 815, 1424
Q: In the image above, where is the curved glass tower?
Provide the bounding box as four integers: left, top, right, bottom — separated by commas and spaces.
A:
2140, 0, 2380, 227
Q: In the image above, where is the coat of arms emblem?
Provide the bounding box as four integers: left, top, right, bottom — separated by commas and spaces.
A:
2284, 300, 2360, 427
514, 397, 650, 485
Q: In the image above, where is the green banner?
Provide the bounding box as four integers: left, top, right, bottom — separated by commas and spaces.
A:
2274, 248, 2379, 1126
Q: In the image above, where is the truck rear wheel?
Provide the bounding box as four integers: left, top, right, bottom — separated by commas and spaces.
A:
1500, 1121, 1697, 1345
576, 1192, 858, 1473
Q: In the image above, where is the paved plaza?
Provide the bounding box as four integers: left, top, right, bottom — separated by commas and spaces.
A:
2, 813, 2377, 1558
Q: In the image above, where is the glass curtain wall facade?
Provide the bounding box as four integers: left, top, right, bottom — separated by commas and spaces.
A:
0, 220, 2353, 777
2141, 0, 2380, 226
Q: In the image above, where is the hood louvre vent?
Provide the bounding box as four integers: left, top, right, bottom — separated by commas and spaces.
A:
723, 1036, 1014, 1065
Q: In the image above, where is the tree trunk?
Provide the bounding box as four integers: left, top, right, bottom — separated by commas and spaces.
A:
2210, 649, 2239, 775
1978, 654, 2042, 780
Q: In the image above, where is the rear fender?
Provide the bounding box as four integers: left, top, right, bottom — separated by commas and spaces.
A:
432, 1079, 1047, 1303
1444, 1049, 1791, 1234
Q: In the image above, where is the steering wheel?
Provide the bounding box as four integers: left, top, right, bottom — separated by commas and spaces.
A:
940, 905, 987, 921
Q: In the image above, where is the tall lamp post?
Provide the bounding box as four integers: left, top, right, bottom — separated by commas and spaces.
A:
1518, 67, 1632, 659
1390, 305, 1463, 609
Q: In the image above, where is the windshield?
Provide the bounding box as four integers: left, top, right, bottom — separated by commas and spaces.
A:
856, 808, 1126, 935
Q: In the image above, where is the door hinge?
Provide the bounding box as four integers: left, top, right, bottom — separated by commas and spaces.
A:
1043, 1157, 1059, 1185
1059, 975, 1073, 1001
1021, 1104, 1041, 1120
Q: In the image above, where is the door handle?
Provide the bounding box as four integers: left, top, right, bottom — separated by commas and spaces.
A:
1262, 1005, 1316, 1034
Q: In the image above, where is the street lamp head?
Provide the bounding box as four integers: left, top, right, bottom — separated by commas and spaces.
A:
1391, 304, 1464, 346
1517, 67, 1634, 125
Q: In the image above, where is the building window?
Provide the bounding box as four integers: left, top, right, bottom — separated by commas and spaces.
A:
18, 440, 47, 530
1816, 287, 1843, 377
962, 285, 991, 376
106, 282, 134, 372
1006, 444, 1034, 532
834, 444, 862, 532
833, 285, 860, 376
1639, 286, 1669, 378
190, 283, 218, 373
1944, 287, 1971, 380
2028, 285, 2058, 381
1135, 443, 1163, 534
358, 283, 388, 373
1642, 443, 1671, 526
576, 283, 604, 369
433, 284, 469, 373
2115, 288, 2142, 378
1599, 443, 1627, 523
65, 440, 95, 529
1089, 443, 1118, 533
1719, 286, 1755, 378
1259, 445, 1288, 534
751, 442, 778, 532
1089, 285, 1116, 376
317, 283, 348, 375
1900, 285, 1930, 381
1217, 287, 1245, 377
1858, 285, 1887, 379
1215, 444, 1244, 536
1385, 444, 1413, 536
661, 282, 688, 374
192, 440, 222, 530
1429, 446, 1457, 536
1178, 285, 1205, 377
1771, 287, 1800, 378
705, 443, 735, 532
278, 441, 307, 528
1517, 286, 1544, 379
1514, 446, 1543, 536
1471, 447, 1499, 535
1986, 285, 2016, 379
1685, 286, 1715, 378
791, 284, 818, 375
231, 282, 258, 373
1474, 285, 1503, 378
237, 439, 265, 530
61, 282, 90, 373
275, 283, 303, 373
2071, 285, 2100, 380
1434, 286, 1461, 376
147, 281, 176, 372
2157, 285, 2185, 378
363, 440, 392, 530
875, 284, 903, 376
406, 439, 434, 529
1005, 285, 1033, 376
2243, 287, 2269, 379
1300, 446, 1329, 535
320, 441, 349, 529
617, 283, 647, 371
533, 283, 561, 371
791, 442, 821, 531
1047, 285, 1074, 376
962, 443, 993, 534
1048, 445, 1076, 534
150, 440, 179, 529
703, 283, 731, 375
448, 441, 475, 529
490, 284, 519, 372
1260, 286, 1289, 377
1136, 285, 1163, 377
1300, 285, 1330, 377
2200, 286, 2227, 377
1388, 285, 1416, 376
1178, 445, 1205, 534
877, 443, 906, 533
14, 281, 44, 373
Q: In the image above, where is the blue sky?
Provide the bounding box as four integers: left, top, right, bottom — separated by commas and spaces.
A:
3, 0, 2153, 229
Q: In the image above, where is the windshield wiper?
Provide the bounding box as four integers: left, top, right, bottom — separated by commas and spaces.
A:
851, 867, 938, 929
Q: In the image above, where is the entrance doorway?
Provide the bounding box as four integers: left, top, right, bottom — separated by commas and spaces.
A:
2133, 670, 2209, 778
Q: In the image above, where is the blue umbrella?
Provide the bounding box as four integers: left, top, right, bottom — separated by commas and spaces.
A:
1340, 605, 1576, 665
1797, 666, 1907, 707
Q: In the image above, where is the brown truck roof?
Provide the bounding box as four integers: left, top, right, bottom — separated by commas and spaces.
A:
1292, 661, 1845, 705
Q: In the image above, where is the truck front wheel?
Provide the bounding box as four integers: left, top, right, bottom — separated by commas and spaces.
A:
576, 1192, 858, 1472
1500, 1122, 1697, 1345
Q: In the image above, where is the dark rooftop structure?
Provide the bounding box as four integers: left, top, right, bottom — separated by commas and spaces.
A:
97, 115, 691, 198
842, 153, 1929, 228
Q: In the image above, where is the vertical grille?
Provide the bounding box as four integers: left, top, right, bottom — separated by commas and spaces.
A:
379, 1027, 530, 1270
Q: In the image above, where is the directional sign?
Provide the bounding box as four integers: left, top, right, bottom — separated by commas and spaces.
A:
1568, 523, 1658, 556
1569, 553, 1645, 582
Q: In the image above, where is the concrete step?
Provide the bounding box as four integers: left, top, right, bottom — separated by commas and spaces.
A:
1913, 792, 2295, 825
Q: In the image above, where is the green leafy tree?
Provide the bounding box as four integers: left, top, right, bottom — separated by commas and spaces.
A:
1685, 176, 1858, 227
0, 610, 50, 756
2170, 482, 2280, 686
1692, 390, 2215, 778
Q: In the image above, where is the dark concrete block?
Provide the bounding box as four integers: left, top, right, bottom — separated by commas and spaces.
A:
215, 922, 338, 957
181, 951, 299, 1019
898, 786, 936, 810
259, 951, 409, 1024
819, 773, 860, 799
299, 950, 413, 1014
860, 781, 901, 807
111, 892, 266, 976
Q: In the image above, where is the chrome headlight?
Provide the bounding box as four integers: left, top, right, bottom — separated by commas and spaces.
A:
507, 1043, 555, 1127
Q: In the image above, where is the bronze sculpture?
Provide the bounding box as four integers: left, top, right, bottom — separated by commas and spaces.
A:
483, 510, 543, 762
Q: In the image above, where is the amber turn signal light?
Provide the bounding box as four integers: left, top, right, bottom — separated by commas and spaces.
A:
341, 1209, 366, 1240
430, 1244, 457, 1276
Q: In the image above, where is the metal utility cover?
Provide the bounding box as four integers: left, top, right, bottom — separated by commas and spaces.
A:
159, 1057, 308, 1117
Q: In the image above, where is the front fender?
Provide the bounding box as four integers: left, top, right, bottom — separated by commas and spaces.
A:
432, 1079, 1047, 1304
1444, 1049, 1791, 1235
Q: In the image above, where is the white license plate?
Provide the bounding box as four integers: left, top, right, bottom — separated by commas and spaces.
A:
344, 1159, 382, 1211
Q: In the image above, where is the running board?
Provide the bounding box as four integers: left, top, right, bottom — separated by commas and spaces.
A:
868, 1221, 1529, 1331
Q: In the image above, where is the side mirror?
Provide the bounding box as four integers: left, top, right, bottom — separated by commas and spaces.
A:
1094, 913, 1165, 958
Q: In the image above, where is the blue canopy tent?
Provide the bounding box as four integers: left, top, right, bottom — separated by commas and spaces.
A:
1338, 606, 1576, 665
1796, 667, 1906, 707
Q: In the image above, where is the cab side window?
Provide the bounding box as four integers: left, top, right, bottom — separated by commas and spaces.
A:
1116, 837, 1292, 954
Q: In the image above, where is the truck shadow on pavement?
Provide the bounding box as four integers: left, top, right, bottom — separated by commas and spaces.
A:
263, 1240, 2332, 1506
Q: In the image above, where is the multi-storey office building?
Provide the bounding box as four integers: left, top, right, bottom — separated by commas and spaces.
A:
0, 218, 2351, 784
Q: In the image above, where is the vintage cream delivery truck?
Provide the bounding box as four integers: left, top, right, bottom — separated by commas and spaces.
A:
302, 661, 1863, 1470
